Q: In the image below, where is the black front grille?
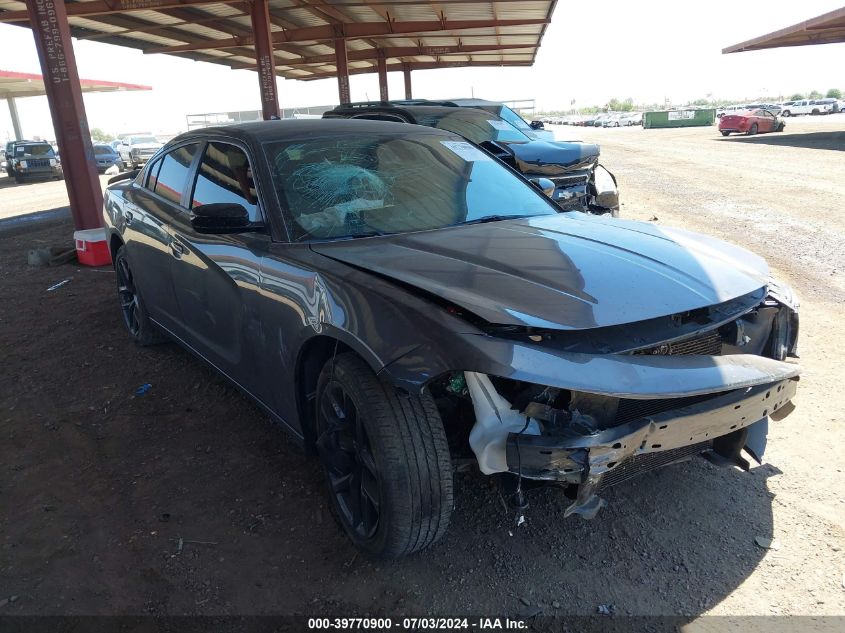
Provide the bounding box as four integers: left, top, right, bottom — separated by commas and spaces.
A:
550, 174, 589, 188
614, 392, 724, 426
634, 330, 723, 356
26, 158, 51, 168
598, 441, 711, 490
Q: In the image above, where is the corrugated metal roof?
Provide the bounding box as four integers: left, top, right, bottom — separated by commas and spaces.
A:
0, 0, 557, 80
723, 6, 845, 53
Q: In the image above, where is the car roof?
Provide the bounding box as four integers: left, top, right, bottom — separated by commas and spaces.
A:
168, 118, 456, 146
327, 103, 495, 121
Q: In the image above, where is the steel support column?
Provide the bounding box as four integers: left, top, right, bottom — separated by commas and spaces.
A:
7, 97, 23, 140
403, 63, 412, 100
24, 0, 102, 230
249, 0, 280, 119
335, 38, 350, 104
377, 50, 388, 102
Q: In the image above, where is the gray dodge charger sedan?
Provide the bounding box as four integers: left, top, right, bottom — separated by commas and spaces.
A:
103, 120, 800, 559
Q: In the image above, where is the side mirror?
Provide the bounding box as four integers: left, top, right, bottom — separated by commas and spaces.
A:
191, 203, 251, 233
529, 177, 556, 198
530, 120, 545, 130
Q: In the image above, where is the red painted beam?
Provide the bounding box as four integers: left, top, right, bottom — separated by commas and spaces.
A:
302, 59, 532, 81
232, 43, 532, 68
377, 50, 388, 102
335, 38, 350, 104
24, 0, 103, 231
142, 19, 550, 53
403, 63, 412, 99
1, 0, 244, 22
250, 0, 280, 119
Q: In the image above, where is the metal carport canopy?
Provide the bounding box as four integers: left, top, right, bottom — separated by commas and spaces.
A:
1, 68, 150, 140
0, 68, 150, 97
0, 1, 556, 82
723, 5, 845, 53
0, 0, 557, 235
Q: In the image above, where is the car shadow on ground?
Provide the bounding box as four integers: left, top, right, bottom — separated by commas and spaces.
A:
0, 219, 777, 620
718, 130, 845, 152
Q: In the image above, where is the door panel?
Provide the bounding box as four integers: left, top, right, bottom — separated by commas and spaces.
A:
168, 212, 270, 388
168, 140, 272, 394
123, 186, 183, 330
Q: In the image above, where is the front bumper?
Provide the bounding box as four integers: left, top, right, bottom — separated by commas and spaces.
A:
15, 167, 61, 180
506, 377, 798, 486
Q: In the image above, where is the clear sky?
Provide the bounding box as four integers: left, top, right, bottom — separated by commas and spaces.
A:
2, 0, 844, 140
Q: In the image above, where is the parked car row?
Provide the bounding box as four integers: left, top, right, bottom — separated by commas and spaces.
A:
718, 99, 841, 118
779, 98, 839, 116
2, 133, 167, 185
102, 115, 801, 559
539, 113, 644, 127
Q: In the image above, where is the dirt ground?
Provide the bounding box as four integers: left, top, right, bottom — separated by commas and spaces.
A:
0, 116, 843, 621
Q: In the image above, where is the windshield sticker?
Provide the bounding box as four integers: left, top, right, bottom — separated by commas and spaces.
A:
487, 119, 513, 131
440, 140, 492, 162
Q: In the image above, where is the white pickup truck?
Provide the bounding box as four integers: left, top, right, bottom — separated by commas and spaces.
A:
780, 99, 835, 117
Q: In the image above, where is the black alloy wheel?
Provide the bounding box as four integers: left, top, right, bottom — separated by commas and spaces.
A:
316, 380, 381, 540
113, 246, 166, 346
116, 253, 141, 338
314, 353, 453, 559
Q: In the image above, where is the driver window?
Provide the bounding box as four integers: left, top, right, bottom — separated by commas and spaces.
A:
190, 142, 261, 222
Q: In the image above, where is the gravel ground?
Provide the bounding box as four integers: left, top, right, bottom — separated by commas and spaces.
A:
0, 173, 113, 221
0, 117, 843, 620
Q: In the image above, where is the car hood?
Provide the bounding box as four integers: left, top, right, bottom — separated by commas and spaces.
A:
311, 214, 770, 331
130, 142, 162, 150
503, 140, 600, 175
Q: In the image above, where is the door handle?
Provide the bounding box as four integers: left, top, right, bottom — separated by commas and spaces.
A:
170, 240, 185, 258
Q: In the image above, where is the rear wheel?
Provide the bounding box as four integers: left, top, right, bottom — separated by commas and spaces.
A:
782, 110, 791, 117
114, 246, 167, 346
720, 131, 730, 136
315, 353, 453, 559
747, 123, 758, 136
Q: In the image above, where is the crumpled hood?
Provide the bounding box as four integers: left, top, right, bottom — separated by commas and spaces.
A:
312, 214, 770, 330
505, 140, 600, 175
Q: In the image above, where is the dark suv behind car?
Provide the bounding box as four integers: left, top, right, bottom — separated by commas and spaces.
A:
324, 103, 619, 215
5, 141, 62, 183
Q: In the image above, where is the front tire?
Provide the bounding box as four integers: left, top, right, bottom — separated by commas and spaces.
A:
721, 131, 730, 136
315, 353, 453, 559
747, 123, 758, 136
114, 246, 167, 346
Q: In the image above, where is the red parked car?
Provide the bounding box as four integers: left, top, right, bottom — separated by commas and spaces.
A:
719, 109, 785, 136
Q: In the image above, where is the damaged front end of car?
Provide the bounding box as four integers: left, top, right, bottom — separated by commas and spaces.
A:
480, 139, 619, 216
420, 286, 800, 519
507, 140, 619, 216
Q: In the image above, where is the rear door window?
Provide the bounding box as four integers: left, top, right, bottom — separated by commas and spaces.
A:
153, 143, 199, 205
190, 142, 260, 222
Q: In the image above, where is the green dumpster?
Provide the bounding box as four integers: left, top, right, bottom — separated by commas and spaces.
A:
643, 108, 716, 129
